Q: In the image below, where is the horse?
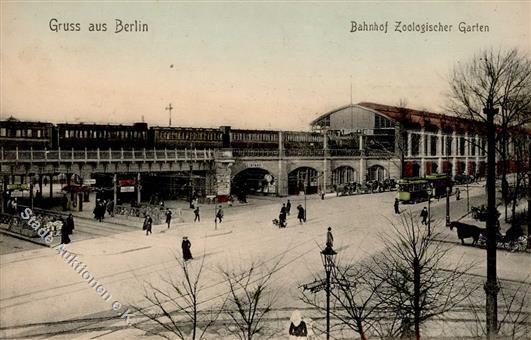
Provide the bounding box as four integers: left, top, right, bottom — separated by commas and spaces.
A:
449, 221, 486, 245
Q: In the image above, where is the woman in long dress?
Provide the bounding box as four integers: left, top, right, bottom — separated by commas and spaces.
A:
60, 218, 71, 244
182, 236, 193, 261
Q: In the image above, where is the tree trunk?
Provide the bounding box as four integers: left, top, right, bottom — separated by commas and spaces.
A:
357, 321, 367, 340
484, 107, 499, 338
413, 258, 421, 340
511, 174, 519, 227
527, 145, 531, 249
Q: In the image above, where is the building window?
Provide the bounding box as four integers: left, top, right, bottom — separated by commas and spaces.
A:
430, 135, 437, 156
411, 134, 420, 156
446, 136, 453, 156
460, 137, 466, 156
0, 128, 6, 137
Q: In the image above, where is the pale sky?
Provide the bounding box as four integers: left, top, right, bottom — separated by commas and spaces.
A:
1, 1, 529, 130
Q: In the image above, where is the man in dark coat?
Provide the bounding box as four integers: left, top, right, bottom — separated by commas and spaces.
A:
420, 207, 429, 225
326, 227, 334, 248
165, 209, 172, 229
286, 200, 291, 215
297, 204, 305, 224
194, 206, 200, 222
182, 236, 193, 261
106, 200, 114, 217
143, 215, 153, 236
279, 205, 287, 228
394, 198, 400, 214
215, 206, 224, 223
66, 214, 75, 235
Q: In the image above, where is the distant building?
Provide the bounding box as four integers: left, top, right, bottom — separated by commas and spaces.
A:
310, 102, 524, 178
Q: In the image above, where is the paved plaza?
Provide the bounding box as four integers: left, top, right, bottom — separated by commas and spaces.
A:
1, 183, 529, 339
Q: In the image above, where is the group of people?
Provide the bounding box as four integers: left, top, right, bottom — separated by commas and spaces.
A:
93, 199, 113, 222
276, 200, 306, 228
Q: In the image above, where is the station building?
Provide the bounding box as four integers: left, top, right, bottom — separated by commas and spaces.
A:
311, 102, 495, 182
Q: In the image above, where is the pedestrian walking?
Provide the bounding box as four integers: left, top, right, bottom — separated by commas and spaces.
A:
93, 200, 103, 222
143, 215, 153, 236
326, 227, 334, 248
66, 213, 75, 235
106, 200, 114, 217
286, 199, 292, 215
289, 310, 308, 339
321, 191, 325, 200
165, 208, 172, 229
215, 206, 224, 223
455, 187, 461, 201
297, 204, 305, 224
420, 207, 428, 225
182, 236, 193, 261
279, 205, 287, 228
194, 206, 200, 222
10, 198, 18, 214
60, 218, 71, 244
394, 198, 400, 214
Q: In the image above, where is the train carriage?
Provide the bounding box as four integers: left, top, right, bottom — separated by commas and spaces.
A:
56, 122, 148, 150
149, 126, 224, 150
0, 118, 54, 150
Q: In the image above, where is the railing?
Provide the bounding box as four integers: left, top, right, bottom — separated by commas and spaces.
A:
0, 148, 216, 163
232, 149, 279, 157
328, 149, 362, 157
1, 147, 404, 162
232, 148, 367, 158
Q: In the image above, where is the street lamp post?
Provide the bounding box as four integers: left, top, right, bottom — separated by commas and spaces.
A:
427, 185, 433, 236
446, 174, 451, 226
466, 180, 470, 213
320, 245, 337, 340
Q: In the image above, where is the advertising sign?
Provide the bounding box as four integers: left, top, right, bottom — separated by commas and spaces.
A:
119, 179, 136, 186
120, 186, 135, 193
7, 184, 29, 191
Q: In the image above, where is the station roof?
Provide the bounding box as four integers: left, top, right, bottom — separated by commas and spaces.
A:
312, 102, 531, 134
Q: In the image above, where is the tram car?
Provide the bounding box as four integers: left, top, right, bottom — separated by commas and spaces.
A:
0, 118, 54, 149
56, 122, 148, 150
149, 126, 224, 149
397, 178, 430, 204
425, 173, 453, 198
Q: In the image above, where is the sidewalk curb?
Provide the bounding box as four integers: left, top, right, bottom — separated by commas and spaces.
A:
0, 228, 51, 248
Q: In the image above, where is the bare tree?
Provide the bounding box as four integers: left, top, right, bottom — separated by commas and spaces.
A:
448, 49, 531, 219
299, 259, 385, 340
132, 256, 222, 339
447, 48, 531, 336
220, 260, 281, 340
467, 278, 530, 339
368, 213, 475, 340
